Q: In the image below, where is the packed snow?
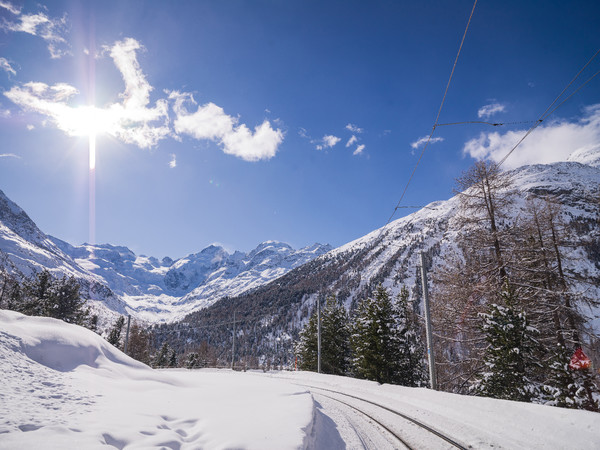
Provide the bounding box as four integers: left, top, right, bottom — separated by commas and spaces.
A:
2, 310, 600, 449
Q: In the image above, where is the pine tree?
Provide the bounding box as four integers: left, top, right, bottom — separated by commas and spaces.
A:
186, 352, 200, 369
321, 296, 351, 375
107, 316, 125, 348
473, 287, 540, 402
295, 296, 351, 374
153, 342, 171, 368
542, 345, 599, 412
295, 309, 318, 371
168, 348, 178, 368
45, 275, 89, 324
395, 287, 427, 387
351, 285, 405, 385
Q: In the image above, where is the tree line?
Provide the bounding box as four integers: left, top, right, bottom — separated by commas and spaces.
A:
0, 267, 97, 330
295, 286, 427, 387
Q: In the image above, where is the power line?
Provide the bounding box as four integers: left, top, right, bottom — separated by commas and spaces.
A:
436, 119, 541, 127
384, 0, 478, 228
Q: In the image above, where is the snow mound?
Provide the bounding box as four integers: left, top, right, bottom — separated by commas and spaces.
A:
0, 310, 147, 373
0, 310, 315, 449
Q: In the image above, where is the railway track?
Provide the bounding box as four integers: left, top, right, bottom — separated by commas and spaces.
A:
302, 384, 469, 450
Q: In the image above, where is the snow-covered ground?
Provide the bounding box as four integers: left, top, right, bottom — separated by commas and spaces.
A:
2, 310, 600, 449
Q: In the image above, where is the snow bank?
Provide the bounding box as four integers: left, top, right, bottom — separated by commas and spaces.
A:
0, 310, 314, 449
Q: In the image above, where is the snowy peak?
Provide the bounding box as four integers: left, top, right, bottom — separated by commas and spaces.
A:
567, 144, 600, 168
0, 189, 49, 248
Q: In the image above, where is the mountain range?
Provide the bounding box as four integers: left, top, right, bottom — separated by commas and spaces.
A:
0, 192, 331, 323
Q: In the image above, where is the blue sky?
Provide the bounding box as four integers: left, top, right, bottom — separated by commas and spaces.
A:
1, 0, 599, 259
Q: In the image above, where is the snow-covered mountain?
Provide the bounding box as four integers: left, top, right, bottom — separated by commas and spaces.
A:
169, 147, 600, 359
0, 189, 331, 322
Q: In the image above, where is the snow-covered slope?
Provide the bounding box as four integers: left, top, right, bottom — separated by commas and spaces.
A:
0, 188, 331, 322
172, 148, 600, 360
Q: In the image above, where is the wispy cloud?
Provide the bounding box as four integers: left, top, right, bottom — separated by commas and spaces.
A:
463, 104, 600, 169
410, 135, 444, 150
0, 57, 16, 76
477, 102, 506, 119
0, 153, 20, 159
353, 144, 365, 156
0, 2, 70, 58
345, 123, 363, 134
314, 134, 341, 150
169, 154, 177, 168
0, 1, 21, 15
346, 135, 357, 147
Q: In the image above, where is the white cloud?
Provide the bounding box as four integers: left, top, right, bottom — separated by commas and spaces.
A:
0, 108, 10, 118
170, 91, 283, 162
0, 57, 16, 76
346, 135, 357, 147
0, 1, 21, 15
4, 36, 282, 161
410, 135, 444, 149
1, 5, 70, 58
345, 123, 363, 133
315, 134, 341, 150
169, 154, 177, 168
353, 144, 365, 156
478, 103, 506, 119
463, 104, 600, 169
5, 38, 171, 148
0, 153, 20, 158
26, 124, 34, 130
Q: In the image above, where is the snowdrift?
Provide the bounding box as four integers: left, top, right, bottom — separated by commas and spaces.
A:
0, 310, 314, 449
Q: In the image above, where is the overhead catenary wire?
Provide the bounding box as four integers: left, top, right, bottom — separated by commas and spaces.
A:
384, 0, 478, 229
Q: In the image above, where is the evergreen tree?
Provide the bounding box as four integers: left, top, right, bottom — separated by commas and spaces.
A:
473, 287, 540, 402
45, 275, 89, 324
186, 352, 200, 369
21, 269, 53, 316
295, 296, 351, 374
321, 296, 351, 375
168, 348, 178, 368
153, 342, 171, 368
107, 316, 125, 348
542, 345, 599, 412
351, 285, 407, 385
395, 287, 427, 387
295, 305, 319, 371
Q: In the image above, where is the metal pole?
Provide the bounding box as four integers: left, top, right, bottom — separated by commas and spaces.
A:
420, 252, 437, 390
231, 311, 236, 370
123, 315, 131, 355
317, 296, 321, 374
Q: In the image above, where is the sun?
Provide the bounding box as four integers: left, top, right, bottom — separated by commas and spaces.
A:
64, 105, 114, 170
